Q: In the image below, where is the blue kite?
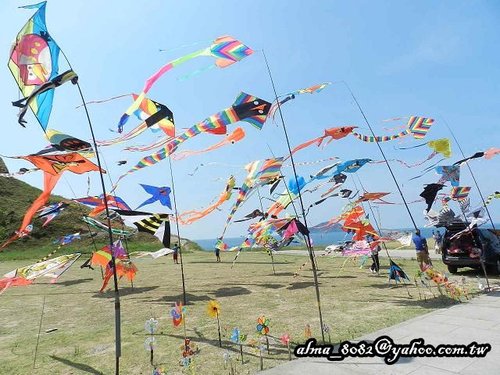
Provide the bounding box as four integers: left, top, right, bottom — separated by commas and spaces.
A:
136, 184, 172, 210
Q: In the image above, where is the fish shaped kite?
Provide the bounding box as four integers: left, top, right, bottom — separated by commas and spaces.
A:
8, 2, 62, 131
118, 35, 253, 130
136, 184, 172, 210
115, 92, 271, 185
291, 126, 357, 155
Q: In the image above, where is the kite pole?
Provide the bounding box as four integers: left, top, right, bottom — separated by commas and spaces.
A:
342, 81, 418, 231
441, 117, 496, 232
61, 51, 121, 375
167, 157, 188, 306
256, 186, 276, 275
262, 50, 325, 342
354, 174, 413, 297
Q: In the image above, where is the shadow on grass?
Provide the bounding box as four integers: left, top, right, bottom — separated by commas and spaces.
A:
49, 355, 103, 374
92, 286, 159, 298
153, 292, 212, 305
55, 278, 93, 287
189, 261, 288, 265
214, 286, 252, 298
286, 282, 317, 290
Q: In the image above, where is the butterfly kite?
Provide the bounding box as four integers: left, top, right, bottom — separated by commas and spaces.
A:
118, 35, 254, 130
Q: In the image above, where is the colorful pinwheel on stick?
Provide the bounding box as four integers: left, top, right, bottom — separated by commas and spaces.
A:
256, 316, 271, 354
280, 333, 292, 360
170, 302, 186, 327
230, 327, 247, 364
207, 300, 223, 347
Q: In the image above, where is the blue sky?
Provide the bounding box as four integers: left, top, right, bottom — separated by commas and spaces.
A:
1, 0, 499, 239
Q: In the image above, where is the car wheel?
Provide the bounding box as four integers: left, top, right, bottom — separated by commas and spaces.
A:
447, 265, 458, 274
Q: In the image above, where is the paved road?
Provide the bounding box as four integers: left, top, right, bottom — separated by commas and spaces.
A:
276, 249, 443, 260
261, 291, 500, 374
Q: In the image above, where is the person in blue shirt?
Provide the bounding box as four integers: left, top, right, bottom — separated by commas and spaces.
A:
412, 229, 431, 270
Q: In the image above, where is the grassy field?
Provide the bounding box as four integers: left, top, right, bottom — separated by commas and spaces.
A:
0, 248, 494, 375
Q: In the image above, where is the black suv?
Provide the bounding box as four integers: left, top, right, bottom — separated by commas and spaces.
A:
441, 223, 500, 274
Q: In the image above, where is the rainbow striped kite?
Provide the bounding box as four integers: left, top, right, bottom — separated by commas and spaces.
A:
118, 35, 253, 130
114, 92, 271, 186
450, 186, 471, 200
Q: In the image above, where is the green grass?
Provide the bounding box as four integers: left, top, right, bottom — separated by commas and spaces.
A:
0, 249, 491, 375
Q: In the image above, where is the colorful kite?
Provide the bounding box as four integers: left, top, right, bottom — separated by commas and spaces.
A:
136, 185, 172, 210
450, 186, 471, 201
41, 129, 92, 153
388, 260, 410, 283
352, 116, 435, 142
99, 96, 175, 144
8, 2, 61, 130
436, 165, 460, 186
1, 153, 103, 248
75, 194, 131, 217
222, 158, 284, 234
171, 127, 245, 160
291, 126, 357, 155
82, 216, 133, 237
114, 210, 171, 248
485, 191, 500, 206
36, 201, 68, 226
178, 176, 235, 225
335, 159, 371, 174
484, 147, 500, 160
1, 253, 81, 294
268, 82, 331, 122
118, 35, 253, 130
115, 92, 271, 184
91, 240, 137, 292
355, 192, 391, 204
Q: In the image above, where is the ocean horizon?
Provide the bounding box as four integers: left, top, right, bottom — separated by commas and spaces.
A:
192, 227, 439, 251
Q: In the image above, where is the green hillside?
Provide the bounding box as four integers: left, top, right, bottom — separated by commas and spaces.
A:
0, 169, 201, 260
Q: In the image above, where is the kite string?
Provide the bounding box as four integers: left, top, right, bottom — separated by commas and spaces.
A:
341, 81, 418, 231
74, 93, 132, 109
262, 50, 325, 343
60, 49, 122, 373
440, 116, 496, 232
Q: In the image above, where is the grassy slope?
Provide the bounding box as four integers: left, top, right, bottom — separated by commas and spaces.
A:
0, 176, 202, 261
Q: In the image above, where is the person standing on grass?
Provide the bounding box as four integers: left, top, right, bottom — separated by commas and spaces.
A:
214, 246, 221, 262
434, 231, 443, 254
370, 239, 381, 274
172, 243, 179, 264
413, 229, 431, 270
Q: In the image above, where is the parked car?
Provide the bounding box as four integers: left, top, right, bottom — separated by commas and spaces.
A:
441, 223, 500, 274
